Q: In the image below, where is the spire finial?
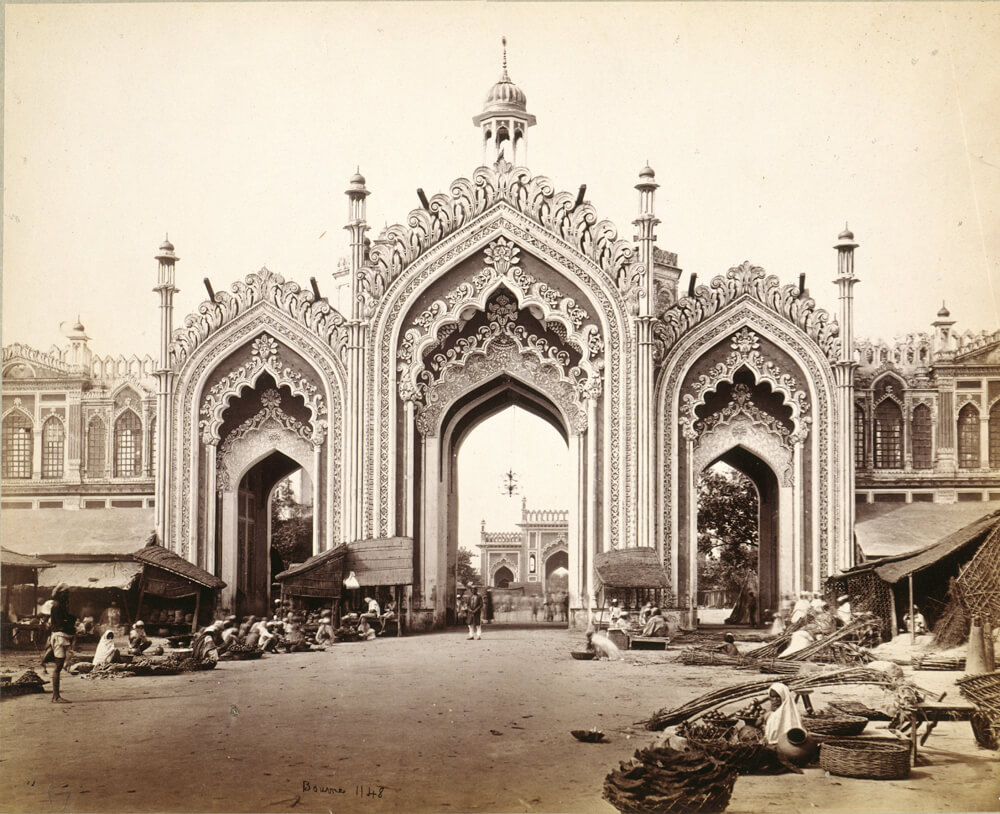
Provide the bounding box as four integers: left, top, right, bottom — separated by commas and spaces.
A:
501, 36, 509, 79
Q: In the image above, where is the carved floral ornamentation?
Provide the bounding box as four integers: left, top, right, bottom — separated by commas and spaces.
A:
170, 267, 348, 368
680, 328, 810, 442
397, 237, 602, 400
215, 389, 322, 492
653, 262, 840, 363
359, 164, 644, 320
199, 333, 327, 445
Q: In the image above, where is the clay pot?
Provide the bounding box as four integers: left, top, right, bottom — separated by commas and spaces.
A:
967, 615, 988, 675
776, 727, 816, 766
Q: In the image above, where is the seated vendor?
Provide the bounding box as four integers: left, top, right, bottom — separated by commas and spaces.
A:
92, 629, 121, 667
315, 612, 335, 645
903, 607, 928, 635
128, 621, 152, 655
357, 616, 377, 641
379, 600, 397, 634
361, 596, 381, 622
640, 607, 669, 637
612, 611, 632, 632
717, 632, 740, 657
763, 683, 803, 747
191, 628, 219, 665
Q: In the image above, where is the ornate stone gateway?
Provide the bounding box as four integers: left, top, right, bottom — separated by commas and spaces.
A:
152, 58, 858, 625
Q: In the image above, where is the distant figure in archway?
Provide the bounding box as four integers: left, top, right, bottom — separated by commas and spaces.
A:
466, 586, 483, 640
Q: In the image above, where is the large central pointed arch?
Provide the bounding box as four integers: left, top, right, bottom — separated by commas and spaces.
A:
367, 203, 634, 558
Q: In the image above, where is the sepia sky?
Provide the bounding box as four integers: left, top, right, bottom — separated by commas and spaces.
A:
3, 1, 999, 546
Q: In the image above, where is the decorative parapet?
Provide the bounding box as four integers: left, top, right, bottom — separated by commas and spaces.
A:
2, 343, 73, 375
521, 508, 569, 525
359, 161, 644, 320
90, 354, 157, 382
481, 531, 522, 544
854, 334, 933, 368
653, 261, 840, 362
954, 329, 1000, 360
170, 267, 348, 367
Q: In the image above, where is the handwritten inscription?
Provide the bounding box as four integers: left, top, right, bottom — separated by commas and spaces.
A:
301, 781, 385, 800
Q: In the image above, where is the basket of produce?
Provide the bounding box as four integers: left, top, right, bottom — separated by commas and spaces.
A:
1, 670, 47, 697
819, 738, 910, 780
604, 746, 739, 813
570, 650, 597, 660
571, 728, 607, 743
803, 712, 868, 736
827, 701, 892, 722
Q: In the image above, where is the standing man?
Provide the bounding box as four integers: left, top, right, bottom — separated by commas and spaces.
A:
466, 585, 483, 640
47, 583, 75, 703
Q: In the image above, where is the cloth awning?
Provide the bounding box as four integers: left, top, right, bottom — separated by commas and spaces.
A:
132, 543, 225, 590
855, 501, 1000, 559
345, 538, 413, 587
595, 547, 670, 589
873, 510, 1000, 584
1, 508, 155, 558
1, 547, 55, 569
276, 544, 348, 598
37, 561, 144, 591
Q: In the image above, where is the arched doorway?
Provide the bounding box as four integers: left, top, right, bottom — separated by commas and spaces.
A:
233, 451, 305, 616
697, 450, 778, 627
544, 549, 569, 591
446, 382, 572, 625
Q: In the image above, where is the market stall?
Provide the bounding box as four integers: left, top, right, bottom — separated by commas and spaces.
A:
132, 542, 226, 634
594, 547, 673, 638
343, 537, 413, 637
275, 543, 349, 614
1, 547, 55, 648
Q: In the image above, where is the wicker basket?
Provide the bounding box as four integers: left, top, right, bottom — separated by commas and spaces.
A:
819, 738, 910, 780
803, 713, 868, 736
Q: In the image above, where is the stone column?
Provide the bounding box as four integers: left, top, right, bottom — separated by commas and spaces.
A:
633, 165, 660, 552
833, 226, 859, 572
205, 445, 218, 575
153, 239, 179, 548
344, 172, 370, 543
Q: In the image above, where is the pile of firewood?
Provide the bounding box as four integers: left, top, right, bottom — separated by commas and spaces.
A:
603, 746, 739, 813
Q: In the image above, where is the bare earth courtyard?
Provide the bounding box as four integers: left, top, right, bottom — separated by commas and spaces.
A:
2, 627, 998, 814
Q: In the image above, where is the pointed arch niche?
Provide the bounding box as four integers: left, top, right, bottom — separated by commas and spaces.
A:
657, 305, 840, 627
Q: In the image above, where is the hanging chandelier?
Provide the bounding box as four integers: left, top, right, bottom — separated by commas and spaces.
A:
500, 468, 520, 497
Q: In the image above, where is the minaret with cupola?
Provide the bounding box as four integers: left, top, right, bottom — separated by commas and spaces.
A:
472, 37, 537, 166
153, 237, 179, 548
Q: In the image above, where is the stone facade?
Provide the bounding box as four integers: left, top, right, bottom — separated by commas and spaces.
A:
477, 499, 569, 591
5, 56, 999, 626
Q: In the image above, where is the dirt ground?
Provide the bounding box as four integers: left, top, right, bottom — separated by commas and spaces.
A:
1, 625, 997, 814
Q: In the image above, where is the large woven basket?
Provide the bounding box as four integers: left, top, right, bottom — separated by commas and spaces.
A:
819, 739, 910, 780
685, 736, 770, 774
803, 713, 868, 736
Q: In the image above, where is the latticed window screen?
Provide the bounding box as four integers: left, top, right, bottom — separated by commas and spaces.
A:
2, 411, 33, 478
114, 410, 142, 477
990, 401, 1000, 469
854, 405, 866, 466
41, 417, 65, 479
911, 403, 933, 469
87, 417, 106, 478
874, 399, 903, 469
958, 404, 981, 469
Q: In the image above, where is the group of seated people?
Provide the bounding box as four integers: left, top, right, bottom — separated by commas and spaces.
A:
607, 599, 671, 638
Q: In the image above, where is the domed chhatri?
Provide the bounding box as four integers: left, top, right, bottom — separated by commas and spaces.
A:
159, 238, 175, 253
349, 169, 366, 187
481, 36, 528, 115
639, 164, 656, 181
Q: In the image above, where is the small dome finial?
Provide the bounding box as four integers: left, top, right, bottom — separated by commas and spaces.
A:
937, 301, 951, 319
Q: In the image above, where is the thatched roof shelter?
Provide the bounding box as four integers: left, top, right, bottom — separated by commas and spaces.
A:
595, 547, 670, 589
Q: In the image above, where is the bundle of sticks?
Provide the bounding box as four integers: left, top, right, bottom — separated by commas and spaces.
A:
743, 618, 806, 659
679, 648, 805, 675
780, 615, 882, 662
641, 667, 900, 731
912, 654, 966, 671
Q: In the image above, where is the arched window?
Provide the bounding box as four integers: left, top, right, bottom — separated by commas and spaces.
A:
874, 399, 903, 469
114, 410, 142, 477
911, 404, 933, 469
854, 405, 866, 467
991, 401, 1000, 469
87, 416, 106, 478
41, 417, 65, 479
958, 404, 981, 469
2, 411, 33, 478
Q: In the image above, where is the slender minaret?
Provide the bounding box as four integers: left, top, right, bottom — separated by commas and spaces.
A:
344, 171, 370, 543
833, 225, 859, 572
153, 237, 179, 548
472, 38, 537, 166
634, 165, 660, 552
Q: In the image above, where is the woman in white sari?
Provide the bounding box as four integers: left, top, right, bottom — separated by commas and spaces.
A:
763, 683, 803, 746
92, 629, 120, 666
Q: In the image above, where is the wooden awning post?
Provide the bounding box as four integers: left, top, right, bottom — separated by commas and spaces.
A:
192, 590, 201, 634
909, 574, 915, 646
